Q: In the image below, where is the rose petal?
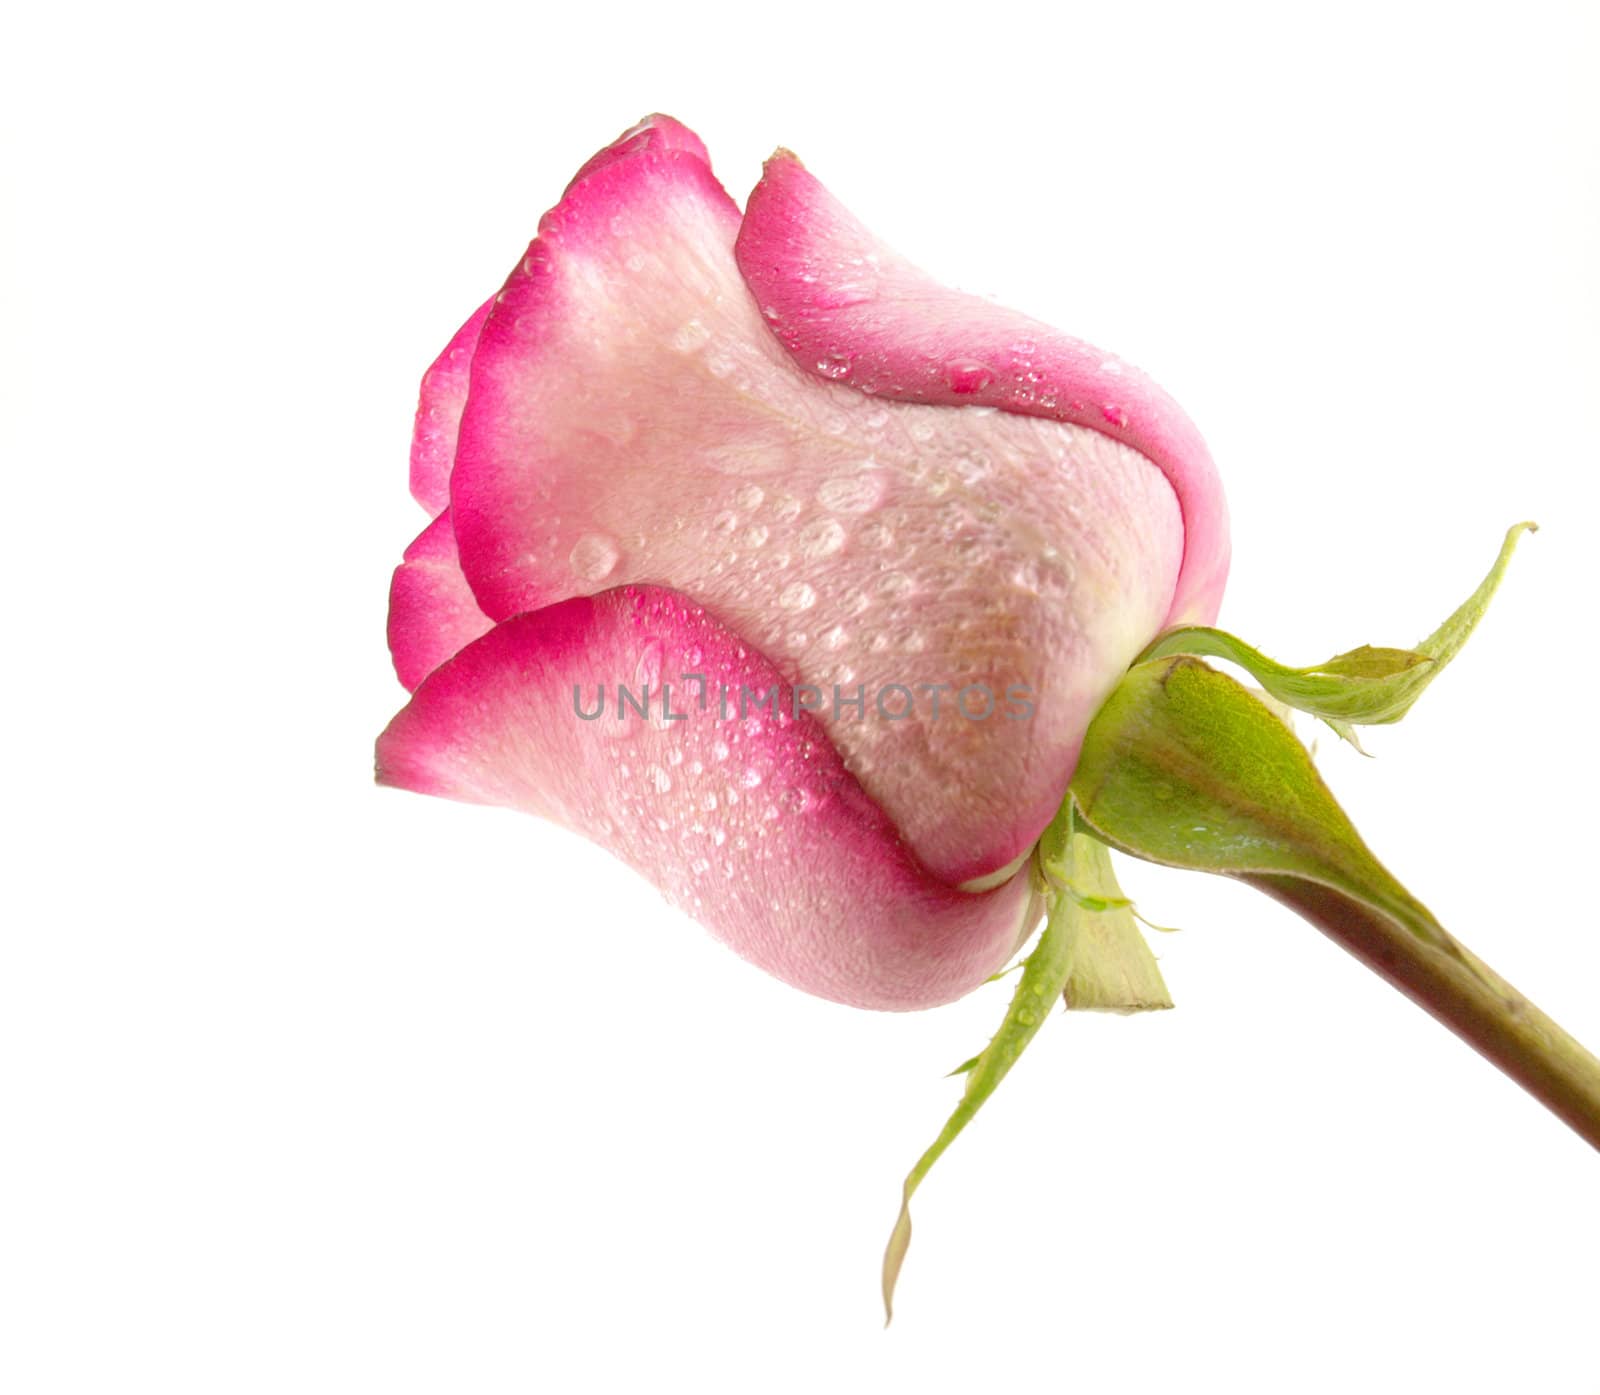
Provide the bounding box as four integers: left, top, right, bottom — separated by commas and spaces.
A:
735, 150, 1230, 629
564, 112, 713, 191
450, 126, 1185, 886
405, 120, 709, 517
409, 299, 492, 516
376, 585, 1038, 1010
387, 509, 494, 692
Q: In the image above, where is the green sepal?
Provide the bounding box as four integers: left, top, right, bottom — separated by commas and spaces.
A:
1137, 522, 1535, 738
1070, 655, 1452, 957
881, 803, 1085, 1323
1060, 836, 1174, 1014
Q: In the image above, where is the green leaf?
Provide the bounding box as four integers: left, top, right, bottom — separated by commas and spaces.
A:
881, 804, 1084, 1323
1137, 522, 1535, 735
1069, 656, 1452, 957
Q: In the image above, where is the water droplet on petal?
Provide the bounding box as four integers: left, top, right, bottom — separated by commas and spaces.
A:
816, 352, 853, 379
798, 517, 846, 558
944, 358, 995, 394
817, 475, 882, 513
671, 318, 712, 353
779, 581, 818, 611
569, 532, 620, 582
635, 639, 663, 689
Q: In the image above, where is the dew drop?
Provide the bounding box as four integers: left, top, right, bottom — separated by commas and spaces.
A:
671, 318, 712, 353
779, 581, 818, 611
816, 352, 853, 379
798, 517, 846, 558
635, 639, 663, 689
569, 532, 620, 582
943, 358, 995, 394
817, 475, 882, 513
734, 483, 765, 510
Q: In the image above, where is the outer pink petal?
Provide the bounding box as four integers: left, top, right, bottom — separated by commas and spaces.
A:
387, 510, 494, 692
734, 151, 1230, 628
409, 299, 492, 515
375, 586, 1038, 1010
407, 118, 717, 516
450, 126, 1183, 888
563, 112, 713, 191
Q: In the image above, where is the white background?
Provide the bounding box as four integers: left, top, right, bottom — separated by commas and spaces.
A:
4, 2, 1598, 1391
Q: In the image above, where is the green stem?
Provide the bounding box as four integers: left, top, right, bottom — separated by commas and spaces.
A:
1248, 875, 1600, 1150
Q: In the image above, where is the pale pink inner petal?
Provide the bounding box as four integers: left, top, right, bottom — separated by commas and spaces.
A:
453, 152, 1182, 886
377, 586, 1038, 1010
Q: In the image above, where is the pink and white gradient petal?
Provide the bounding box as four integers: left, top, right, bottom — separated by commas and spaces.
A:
563, 112, 714, 192
387, 510, 494, 692
735, 151, 1229, 628
408, 299, 492, 516
376, 586, 1039, 1010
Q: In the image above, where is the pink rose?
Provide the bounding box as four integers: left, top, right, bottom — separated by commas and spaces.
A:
376, 115, 1228, 1010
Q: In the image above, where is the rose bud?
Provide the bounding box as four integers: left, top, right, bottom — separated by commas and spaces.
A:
376, 114, 1227, 1010
380, 115, 1600, 1317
